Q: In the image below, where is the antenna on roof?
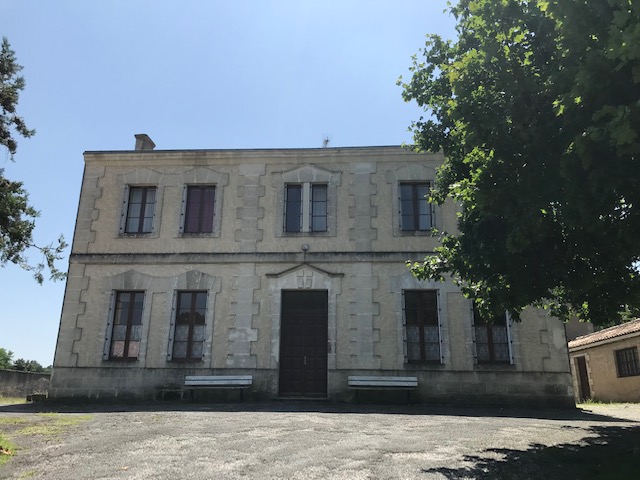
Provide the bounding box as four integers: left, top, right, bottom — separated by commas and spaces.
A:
322, 136, 330, 148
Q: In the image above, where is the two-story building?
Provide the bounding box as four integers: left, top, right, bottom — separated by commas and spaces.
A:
50, 137, 574, 406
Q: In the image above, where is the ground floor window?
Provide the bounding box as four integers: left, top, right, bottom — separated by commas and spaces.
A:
473, 306, 511, 364
110, 291, 144, 360
615, 347, 640, 377
404, 290, 441, 363
172, 291, 207, 361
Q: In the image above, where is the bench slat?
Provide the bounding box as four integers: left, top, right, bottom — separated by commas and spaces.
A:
349, 381, 417, 387
348, 376, 417, 382
348, 376, 418, 388
184, 375, 253, 387
185, 375, 252, 382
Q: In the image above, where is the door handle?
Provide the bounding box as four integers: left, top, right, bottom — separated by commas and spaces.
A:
304, 356, 307, 365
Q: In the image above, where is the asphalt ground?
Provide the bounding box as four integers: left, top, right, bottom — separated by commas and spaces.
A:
1, 401, 639, 479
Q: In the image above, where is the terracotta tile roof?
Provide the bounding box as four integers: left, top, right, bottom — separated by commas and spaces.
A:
568, 318, 640, 350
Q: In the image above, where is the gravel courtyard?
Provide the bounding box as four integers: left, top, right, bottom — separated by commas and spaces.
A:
1, 401, 639, 479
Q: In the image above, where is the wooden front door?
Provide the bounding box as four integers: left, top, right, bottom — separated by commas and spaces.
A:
575, 356, 591, 401
279, 290, 328, 398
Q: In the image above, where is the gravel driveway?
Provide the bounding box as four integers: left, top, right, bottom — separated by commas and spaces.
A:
1, 401, 639, 479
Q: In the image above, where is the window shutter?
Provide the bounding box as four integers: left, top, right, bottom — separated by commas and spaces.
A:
166, 291, 178, 361
505, 311, 515, 365
430, 192, 436, 230
436, 290, 444, 364
179, 186, 188, 234
471, 300, 478, 364
102, 292, 116, 360
401, 290, 408, 362
151, 186, 158, 232
397, 185, 403, 230
119, 185, 130, 235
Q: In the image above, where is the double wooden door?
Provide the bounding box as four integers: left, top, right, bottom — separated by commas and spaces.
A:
279, 290, 328, 398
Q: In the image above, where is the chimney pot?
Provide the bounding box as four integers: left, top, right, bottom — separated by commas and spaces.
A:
134, 134, 156, 151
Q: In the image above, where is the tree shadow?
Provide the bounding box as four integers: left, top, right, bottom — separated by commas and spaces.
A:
423, 425, 640, 479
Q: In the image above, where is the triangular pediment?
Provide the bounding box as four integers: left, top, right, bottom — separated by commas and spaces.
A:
266, 262, 343, 279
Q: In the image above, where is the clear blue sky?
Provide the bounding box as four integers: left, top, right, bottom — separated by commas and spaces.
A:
0, 1, 456, 366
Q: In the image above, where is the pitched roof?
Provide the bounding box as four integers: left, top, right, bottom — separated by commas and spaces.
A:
568, 318, 640, 350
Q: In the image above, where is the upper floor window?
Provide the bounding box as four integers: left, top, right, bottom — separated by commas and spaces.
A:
405, 290, 441, 363
615, 347, 640, 377
183, 185, 216, 234
473, 306, 511, 364
172, 291, 207, 361
284, 183, 328, 233
399, 182, 433, 232
109, 291, 144, 360
124, 186, 156, 234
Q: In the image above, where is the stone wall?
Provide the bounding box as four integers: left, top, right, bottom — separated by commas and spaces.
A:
0, 369, 50, 397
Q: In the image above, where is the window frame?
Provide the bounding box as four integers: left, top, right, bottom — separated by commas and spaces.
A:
121, 185, 157, 235
399, 182, 433, 232
472, 305, 513, 365
181, 185, 217, 235
283, 182, 329, 234
106, 291, 145, 361
169, 291, 207, 362
615, 347, 640, 378
403, 289, 442, 364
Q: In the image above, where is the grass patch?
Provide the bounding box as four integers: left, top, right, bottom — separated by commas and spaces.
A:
15, 413, 92, 436
0, 412, 93, 469
0, 432, 18, 466
0, 417, 29, 426
0, 397, 27, 406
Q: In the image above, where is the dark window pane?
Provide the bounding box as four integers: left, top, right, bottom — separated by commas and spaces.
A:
172, 291, 207, 361
399, 183, 432, 232
125, 187, 156, 233
473, 305, 510, 363
404, 290, 439, 362
110, 291, 145, 360
616, 347, 640, 377
184, 186, 215, 233
285, 185, 302, 232
311, 185, 328, 232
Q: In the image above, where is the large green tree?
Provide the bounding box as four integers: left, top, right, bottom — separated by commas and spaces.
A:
399, 1, 640, 326
0, 37, 66, 282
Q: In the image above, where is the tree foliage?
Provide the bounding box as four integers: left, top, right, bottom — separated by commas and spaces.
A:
0, 347, 13, 369
399, 1, 640, 326
11, 358, 48, 373
0, 37, 66, 283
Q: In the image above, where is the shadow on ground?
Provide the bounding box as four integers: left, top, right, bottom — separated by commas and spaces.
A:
423, 424, 640, 480
0, 400, 634, 423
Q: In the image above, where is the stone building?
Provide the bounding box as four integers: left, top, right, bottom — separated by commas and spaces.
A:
569, 319, 640, 402
50, 137, 574, 406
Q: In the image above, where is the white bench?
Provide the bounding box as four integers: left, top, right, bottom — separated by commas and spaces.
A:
348, 375, 418, 402
184, 375, 252, 402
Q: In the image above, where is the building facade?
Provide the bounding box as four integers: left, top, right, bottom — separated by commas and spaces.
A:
50, 140, 574, 406
569, 319, 640, 403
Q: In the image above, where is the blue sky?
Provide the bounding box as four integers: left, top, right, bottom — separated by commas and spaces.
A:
0, 1, 456, 366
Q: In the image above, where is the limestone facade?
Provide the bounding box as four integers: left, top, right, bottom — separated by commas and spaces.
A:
51, 145, 574, 406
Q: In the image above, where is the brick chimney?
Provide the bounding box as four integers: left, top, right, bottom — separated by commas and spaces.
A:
134, 134, 156, 151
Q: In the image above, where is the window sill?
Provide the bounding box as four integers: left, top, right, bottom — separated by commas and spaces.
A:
179, 232, 219, 238
405, 361, 445, 369
104, 358, 139, 363
396, 230, 435, 237
281, 231, 332, 237
474, 362, 515, 370
119, 233, 157, 239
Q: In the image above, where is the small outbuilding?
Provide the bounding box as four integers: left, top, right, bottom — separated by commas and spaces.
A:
568, 319, 640, 402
